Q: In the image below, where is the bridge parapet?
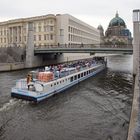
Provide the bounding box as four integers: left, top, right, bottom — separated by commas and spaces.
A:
35, 44, 133, 49
34, 44, 133, 54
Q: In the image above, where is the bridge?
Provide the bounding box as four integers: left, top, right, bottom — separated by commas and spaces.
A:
34, 44, 133, 55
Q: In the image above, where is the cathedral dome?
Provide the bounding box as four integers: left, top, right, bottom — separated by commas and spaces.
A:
97, 24, 103, 30
109, 12, 126, 27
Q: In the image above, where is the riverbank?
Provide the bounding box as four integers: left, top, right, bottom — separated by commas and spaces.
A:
0, 62, 25, 72
0, 54, 122, 72
127, 74, 139, 140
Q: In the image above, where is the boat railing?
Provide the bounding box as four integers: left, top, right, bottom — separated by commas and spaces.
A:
56, 62, 103, 79
15, 62, 104, 87
16, 79, 27, 89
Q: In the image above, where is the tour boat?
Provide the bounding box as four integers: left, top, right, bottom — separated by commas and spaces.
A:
11, 58, 106, 102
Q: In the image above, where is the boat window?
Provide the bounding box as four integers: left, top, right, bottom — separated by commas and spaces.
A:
54, 83, 56, 85
84, 72, 86, 76
78, 74, 80, 79
74, 75, 77, 80
87, 71, 88, 75
57, 82, 59, 84
70, 77, 73, 82
81, 73, 83, 77
63, 80, 64, 82
51, 84, 53, 87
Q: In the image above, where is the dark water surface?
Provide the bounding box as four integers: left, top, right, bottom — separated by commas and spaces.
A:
0, 55, 133, 140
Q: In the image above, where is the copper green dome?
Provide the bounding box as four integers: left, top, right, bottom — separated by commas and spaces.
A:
109, 12, 126, 27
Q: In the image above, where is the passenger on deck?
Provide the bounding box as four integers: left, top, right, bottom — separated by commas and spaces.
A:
27, 74, 32, 90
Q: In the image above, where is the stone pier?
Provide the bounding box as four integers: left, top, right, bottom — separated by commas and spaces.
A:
25, 22, 43, 68
127, 9, 140, 140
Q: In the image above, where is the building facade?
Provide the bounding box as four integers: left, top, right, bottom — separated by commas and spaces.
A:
98, 12, 132, 46
0, 14, 100, 48
56, 14, 100, 45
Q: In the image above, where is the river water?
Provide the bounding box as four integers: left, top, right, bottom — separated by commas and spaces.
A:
0, 55, 133, 140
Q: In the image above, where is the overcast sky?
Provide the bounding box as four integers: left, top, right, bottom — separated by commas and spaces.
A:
0, 0, 139, 35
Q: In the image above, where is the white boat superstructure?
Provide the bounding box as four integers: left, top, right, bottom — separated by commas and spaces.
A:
11, 58, 106, 102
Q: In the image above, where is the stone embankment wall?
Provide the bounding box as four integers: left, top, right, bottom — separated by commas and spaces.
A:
127, 74, 139, 140
0, 47, 26, 63
0, 63, 25, 72
0, 47, 26, 72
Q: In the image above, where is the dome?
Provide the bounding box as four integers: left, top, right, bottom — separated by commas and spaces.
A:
97, 24, 103, 30
109, 12, 126, 27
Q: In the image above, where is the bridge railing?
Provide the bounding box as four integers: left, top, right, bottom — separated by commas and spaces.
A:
34, 44, 133, 49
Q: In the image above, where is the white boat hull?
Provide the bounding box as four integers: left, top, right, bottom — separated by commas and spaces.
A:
11, 64, 105, 102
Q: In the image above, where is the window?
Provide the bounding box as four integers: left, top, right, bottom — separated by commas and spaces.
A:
4, 38, 6, 43
81, 73, 83, 77
84, 72, 86, 76
50, 26, 53, 31
69, 34, 70, 41
50, 34, 53, 40
68, 26, 70, 32
71, 35, 72, 41
19, 36, 21, 42
70, 27, 72, 33
34, 35, 36, 41
70, 77, 73, 82
78, 74, 80, 79
39, 35, 41, 41
44, 26, 46, 32
74, 75, 77, 80
44, 34, 47, 40
47, 34, 49, 40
